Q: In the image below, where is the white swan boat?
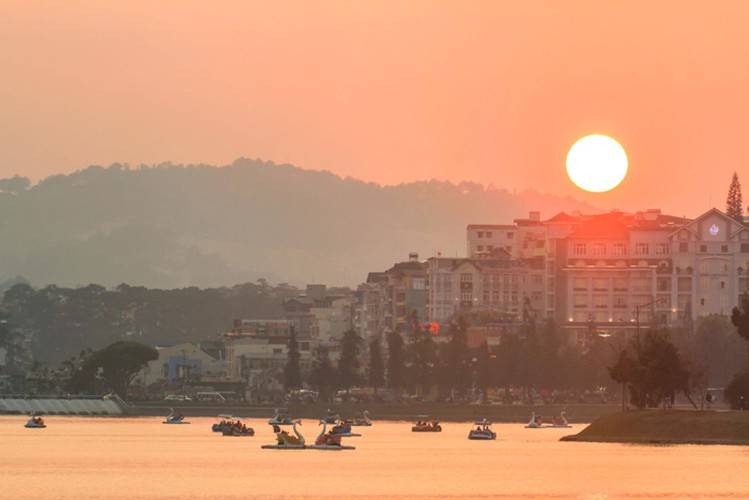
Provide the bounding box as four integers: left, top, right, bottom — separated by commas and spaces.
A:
548, 412, 571, 428
524, 411, 544, 428
163, 408, 190, 424
468, 419, 496, 440
261, 420, 307, 449
307, 420, 356, 450
350, 410, 373, 427
267, 408, 295, 426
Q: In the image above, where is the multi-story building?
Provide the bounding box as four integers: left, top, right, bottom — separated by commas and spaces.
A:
425, 252, 545, 325
467, 207, 749, 344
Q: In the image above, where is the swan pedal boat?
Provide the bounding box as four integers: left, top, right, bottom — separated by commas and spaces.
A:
262, 420, 307, 449
350, 410, 373, 427
25, 416, 46, 428
267, 408, 295, 426
468, 420, 496, 440
164, 408, 190, 424
307, 420, 356, 450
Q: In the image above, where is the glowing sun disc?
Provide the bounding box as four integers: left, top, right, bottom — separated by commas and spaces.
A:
566, 135, 628, 192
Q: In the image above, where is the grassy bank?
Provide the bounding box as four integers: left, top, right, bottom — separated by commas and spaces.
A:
560, 409, 749, 445
130, 400, 619, 423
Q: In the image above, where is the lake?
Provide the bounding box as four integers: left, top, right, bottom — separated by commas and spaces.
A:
2, 416, 748, 499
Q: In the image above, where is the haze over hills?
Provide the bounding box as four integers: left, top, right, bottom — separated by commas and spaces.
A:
0, 159, 598, 290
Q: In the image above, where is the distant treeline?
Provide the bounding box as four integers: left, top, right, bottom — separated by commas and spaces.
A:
0, 281, 325, 366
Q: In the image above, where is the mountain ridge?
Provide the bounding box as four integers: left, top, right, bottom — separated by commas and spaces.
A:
0, 159, 598, 289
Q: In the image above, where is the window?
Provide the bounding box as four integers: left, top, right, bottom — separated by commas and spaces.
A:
613, 277, 627, 291
613, 295, 628, 308
573, 294, 587, 307
657, 278, 670, 292
477, 231, 484, 238
593, 278, 607, 290
460, 273, 472, 282
460, 292, 473, 301
593, 243, 606, 255
635, 243, 649, 255
613, 243, 627, 256
477, 245, 484, 252
721, 245, 729, 253
574, 243, 587, 255
573, 277, 587, 290
700, 244, 707, 253
507, 232, 514, 240
677, 277, 692, 292
679, 242, 688, 252
486, 232, 493, 238
742, 243, 749, 253
492, 291, 500, 302
656, 243, 670, 255
593, 295, 608, 308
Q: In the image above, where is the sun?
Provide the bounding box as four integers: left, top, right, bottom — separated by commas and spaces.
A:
566, 134, 628, 192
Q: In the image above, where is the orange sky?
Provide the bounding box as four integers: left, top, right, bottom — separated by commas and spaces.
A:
2, 1, 749, 216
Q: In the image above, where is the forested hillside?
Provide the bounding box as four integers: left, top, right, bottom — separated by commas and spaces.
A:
0, 159, 596, 289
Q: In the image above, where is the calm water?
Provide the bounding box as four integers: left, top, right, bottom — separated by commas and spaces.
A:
2, 416, 748, 499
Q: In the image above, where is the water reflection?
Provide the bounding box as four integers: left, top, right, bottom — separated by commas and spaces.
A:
1, 416, 748, 499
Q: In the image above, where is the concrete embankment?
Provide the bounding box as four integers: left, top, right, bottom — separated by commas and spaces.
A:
0, 394, 130, 416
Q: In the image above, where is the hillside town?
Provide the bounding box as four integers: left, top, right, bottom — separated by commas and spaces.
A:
2, 206, 749, 404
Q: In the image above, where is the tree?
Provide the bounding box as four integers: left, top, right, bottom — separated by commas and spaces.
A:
283, 326, 303, 392
386, 330, 406, 398
443, 316, 471, 398
608, 329, 696, 409
730, 293, 749, 342
309, 345, 335, 400
68, 341, 158, 398
724, 368, 749, 409
368, 336, 385, 395
474, 341, 492, 402
726, 172, 744, 223
337, 329, 363, 390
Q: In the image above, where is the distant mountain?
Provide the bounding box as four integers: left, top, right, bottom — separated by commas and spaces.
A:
0, 159, 597, 289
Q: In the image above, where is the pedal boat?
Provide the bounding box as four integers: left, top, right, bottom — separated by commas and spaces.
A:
163, 408, 190, 424
524, 412, 544, 429
468, 419, 496, 440
222, 418, 255, 437
350, 410, 373, 426
307, 420, 356, 450
24, 415, 46, 428
412, 416, 442, 432
261, 420, 307, 449
267, 408, 295, 426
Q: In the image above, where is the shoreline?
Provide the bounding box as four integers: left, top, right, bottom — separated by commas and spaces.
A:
560, 409, 749, 446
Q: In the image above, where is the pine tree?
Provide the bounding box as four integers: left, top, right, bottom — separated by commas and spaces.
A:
368, 336, 385, 395
283, 326, 303, 391
726, 172, 744, 222
337, 329, 362, 390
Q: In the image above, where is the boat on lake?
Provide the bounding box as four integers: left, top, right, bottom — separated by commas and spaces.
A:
261, 420, 306, 449
350, 410, 373, 426
221, 417, 254, 437
307, 419, 355, 450
412, 416, 441, 432
267, 408, 294, 426
468, 419, 496, 440
163, 408, 190, 424
24, 414, 46, 428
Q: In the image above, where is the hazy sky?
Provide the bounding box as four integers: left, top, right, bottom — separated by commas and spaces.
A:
2, 1, 748, 217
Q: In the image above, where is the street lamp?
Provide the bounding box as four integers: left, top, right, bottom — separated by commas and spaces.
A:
634, 297, 663, 344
